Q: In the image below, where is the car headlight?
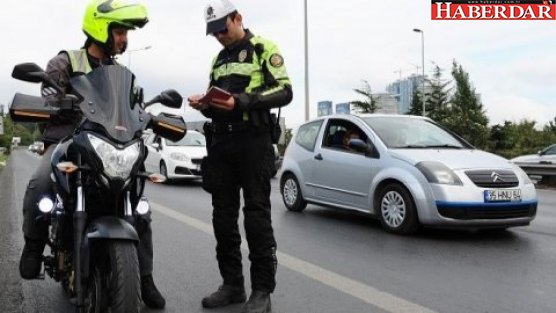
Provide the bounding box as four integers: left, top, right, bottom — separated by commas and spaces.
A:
416, 161, 463, 185
170, 152, 190, 162
87, 134, 140, 179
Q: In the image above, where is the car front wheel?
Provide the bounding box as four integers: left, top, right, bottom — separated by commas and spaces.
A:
281, 174, 307, 212
377, 183, 419, 235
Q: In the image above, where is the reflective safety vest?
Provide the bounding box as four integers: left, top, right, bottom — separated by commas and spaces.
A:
208, 32, 292, 124
66, 49, 93, 75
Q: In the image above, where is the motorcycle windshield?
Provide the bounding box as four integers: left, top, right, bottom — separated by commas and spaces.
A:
70, 66, 145, 143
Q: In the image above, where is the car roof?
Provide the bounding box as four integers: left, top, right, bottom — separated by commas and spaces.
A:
304, 114, 431, 125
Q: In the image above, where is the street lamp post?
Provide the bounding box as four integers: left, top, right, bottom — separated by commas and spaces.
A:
413, 28, 425, 116
304, 0, 310, 121
127, 45, 152, 69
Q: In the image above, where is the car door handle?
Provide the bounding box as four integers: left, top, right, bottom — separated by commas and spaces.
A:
314, 153, 323, 161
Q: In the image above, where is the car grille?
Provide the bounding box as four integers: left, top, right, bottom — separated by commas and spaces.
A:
437, 203, 537, 220
175, 166, 201, 176
465, 170, 519, 188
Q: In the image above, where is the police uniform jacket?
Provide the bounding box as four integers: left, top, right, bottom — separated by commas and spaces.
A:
200, 30, 292, 129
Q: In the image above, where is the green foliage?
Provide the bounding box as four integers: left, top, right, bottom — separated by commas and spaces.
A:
442, 60, 489, 149
360, 60, 555, 157
350, 80, 380, 113
277, 128, 293, 155
489, 119, 556, 159
408, 89, 423, 116
0, 116, 37, 153
425, 64, 452, 124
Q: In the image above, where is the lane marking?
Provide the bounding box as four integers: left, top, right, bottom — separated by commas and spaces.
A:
151, 202, 437, 313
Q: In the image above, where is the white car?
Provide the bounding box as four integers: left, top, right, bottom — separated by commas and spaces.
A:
144, 130, 207, 181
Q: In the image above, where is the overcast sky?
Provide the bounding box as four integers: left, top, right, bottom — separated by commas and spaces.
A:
2, 0, 555, 129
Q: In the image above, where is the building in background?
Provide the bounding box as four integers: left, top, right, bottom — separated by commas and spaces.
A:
387, 74, 425, 114
317, 101, 333, 117
336, 102, 351, 114
373, 93, 400, 114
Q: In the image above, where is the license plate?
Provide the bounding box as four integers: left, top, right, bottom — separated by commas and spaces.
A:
484, 189, 521, 202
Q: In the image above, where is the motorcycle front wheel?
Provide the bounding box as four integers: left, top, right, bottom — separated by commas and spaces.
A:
86, 240, 141, 313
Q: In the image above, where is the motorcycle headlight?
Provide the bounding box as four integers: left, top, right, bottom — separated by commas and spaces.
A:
170, 152, 190, 162
416, 161, 463, 185
87, 134, 140, 179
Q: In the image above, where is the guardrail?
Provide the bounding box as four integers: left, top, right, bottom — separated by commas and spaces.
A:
514, 162, 556, 176
514, 162, 556, 186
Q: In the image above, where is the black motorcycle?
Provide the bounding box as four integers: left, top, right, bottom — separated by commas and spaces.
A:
10, 63, 186, 313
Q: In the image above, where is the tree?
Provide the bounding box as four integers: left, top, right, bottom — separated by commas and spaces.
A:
0, 116, 35, 153
545, 116, 556, 133
350, 80, 380, 113
444, 60, 489, 149
277, 128, 293, 155
425, 64, 451, 123
408, 89, 423, 116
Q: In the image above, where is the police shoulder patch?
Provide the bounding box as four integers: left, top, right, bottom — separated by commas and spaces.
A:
269, 53, 284, 67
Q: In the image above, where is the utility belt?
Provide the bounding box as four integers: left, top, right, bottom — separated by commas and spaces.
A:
206, 121, 253, 134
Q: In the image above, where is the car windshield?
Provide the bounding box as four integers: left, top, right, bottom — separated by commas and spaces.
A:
361, 116, 468, 149
166, 131, 206, 147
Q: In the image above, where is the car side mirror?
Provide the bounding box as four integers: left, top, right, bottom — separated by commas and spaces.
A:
151, 143, 160, 150
349, 139, 379, 158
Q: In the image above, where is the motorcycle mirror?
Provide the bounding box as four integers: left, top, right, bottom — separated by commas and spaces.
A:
12, 62, 65, 96
12, 63, 47, 83
144, 89, 183, 109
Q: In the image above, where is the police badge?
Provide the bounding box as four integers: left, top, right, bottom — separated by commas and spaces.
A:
270, 53, 284, 67
238, 50, 247, 62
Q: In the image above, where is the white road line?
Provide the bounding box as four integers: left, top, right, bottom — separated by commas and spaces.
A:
151, 202, 437, 313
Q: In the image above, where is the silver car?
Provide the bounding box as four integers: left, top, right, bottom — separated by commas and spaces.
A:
280, 114, 537, 234
511, 144, 556, 165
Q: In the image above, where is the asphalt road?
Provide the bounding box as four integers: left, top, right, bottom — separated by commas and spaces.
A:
1, 149, 556, 313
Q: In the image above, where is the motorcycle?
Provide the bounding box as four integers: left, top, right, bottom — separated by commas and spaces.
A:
10, 63, 186, 312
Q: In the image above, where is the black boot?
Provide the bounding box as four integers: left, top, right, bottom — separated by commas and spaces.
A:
241, 291, 272, 313
19, 237, 45, 279
201, 284, 247, 308
141, 274, 166, 309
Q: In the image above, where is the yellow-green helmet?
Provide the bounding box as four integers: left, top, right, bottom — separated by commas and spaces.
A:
83, 0, 148, 45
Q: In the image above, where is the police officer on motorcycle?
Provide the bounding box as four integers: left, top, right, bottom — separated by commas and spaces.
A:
19, 0, 166, 309
188, 1, 292, 312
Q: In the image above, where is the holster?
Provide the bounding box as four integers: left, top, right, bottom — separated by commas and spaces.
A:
200, 156, 214, 194
270, 113, 282, 144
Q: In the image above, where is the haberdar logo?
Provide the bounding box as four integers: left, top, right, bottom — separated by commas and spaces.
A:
432, 0, 556, 20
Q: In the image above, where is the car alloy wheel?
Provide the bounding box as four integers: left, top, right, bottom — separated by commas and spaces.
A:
281, 174, 307, 212
381, 190, 406, 228
377, 183, 419, 234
